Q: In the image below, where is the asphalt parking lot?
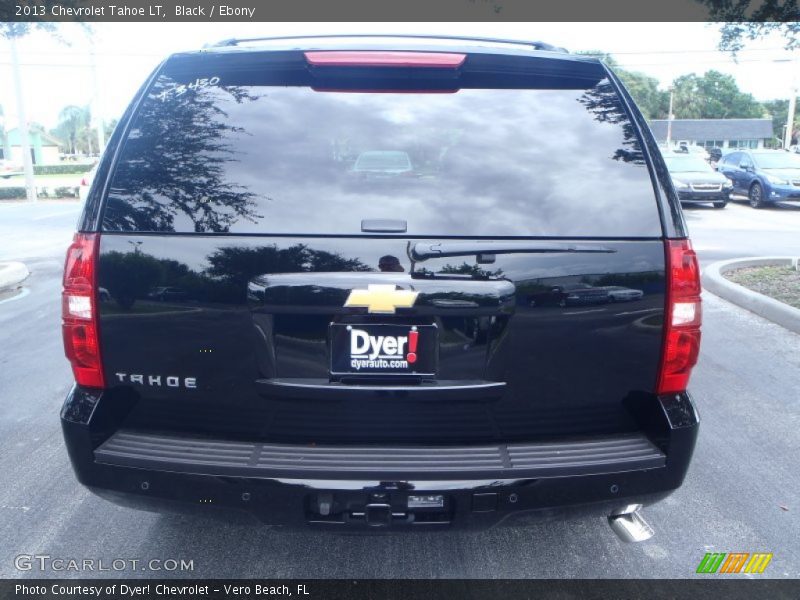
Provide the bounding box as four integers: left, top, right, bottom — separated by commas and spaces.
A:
0, 199, 798, 579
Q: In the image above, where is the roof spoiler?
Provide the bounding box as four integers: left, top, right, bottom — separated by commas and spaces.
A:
203, 34, 568, 54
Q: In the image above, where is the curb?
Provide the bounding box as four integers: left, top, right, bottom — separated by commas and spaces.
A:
702, 257, 800, 335
0, 261, 30, 291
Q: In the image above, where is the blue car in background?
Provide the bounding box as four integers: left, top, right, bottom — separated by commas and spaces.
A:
717, 150, 800, 208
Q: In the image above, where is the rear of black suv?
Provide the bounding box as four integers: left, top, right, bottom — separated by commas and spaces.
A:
61, 37, 700, 531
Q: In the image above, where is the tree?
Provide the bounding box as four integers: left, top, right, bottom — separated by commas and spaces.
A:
0, 22, 57, 39
439, 262, 504, 279
102, 80, 263, 233
51, 109, 117, 155
54, 105, 91, 155
104, 118, 119, 140
691, 4, 800, 54
617, 71, 670, 119
578, 79, 646, 165
763, 98, 800, 144
99, 251, 163, 309
206, 244, 371, 302
671, 70, 764, 119
575, 50, 669, 119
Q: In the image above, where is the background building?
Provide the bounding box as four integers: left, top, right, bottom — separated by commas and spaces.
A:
1, 126, 61, 165
648, 118, 774, 150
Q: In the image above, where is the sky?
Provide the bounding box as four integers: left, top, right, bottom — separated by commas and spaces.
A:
0, 22, 797, 131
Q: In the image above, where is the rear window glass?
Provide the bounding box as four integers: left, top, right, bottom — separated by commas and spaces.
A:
663, 155, 714, 173
752, 152, 800, 169
102, 55, 662, 237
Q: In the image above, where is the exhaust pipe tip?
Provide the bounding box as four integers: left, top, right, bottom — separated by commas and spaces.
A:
608, 505, 654, 543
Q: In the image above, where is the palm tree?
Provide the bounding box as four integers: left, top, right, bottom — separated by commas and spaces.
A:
56, 105, 90, 155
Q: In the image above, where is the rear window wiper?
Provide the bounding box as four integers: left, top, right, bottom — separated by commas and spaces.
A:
409, 241, 616, 263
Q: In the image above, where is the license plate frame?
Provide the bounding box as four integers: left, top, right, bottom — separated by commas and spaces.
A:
329, 323, 438, 377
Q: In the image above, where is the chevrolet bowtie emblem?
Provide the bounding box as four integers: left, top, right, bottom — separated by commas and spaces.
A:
344, 284, 419, 314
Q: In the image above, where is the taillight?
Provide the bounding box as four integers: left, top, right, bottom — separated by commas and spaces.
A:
656, 239, 702, 395
304, 51, 466, 68
62, 233, 104, 388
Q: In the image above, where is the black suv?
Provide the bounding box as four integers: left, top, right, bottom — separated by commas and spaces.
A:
61, 36, 701, 533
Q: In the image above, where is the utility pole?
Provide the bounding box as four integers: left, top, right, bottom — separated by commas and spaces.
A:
784, 56, 798, 149
666, 88, 674, 149
9, 35, 37, 203
90, 37, 105, 155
